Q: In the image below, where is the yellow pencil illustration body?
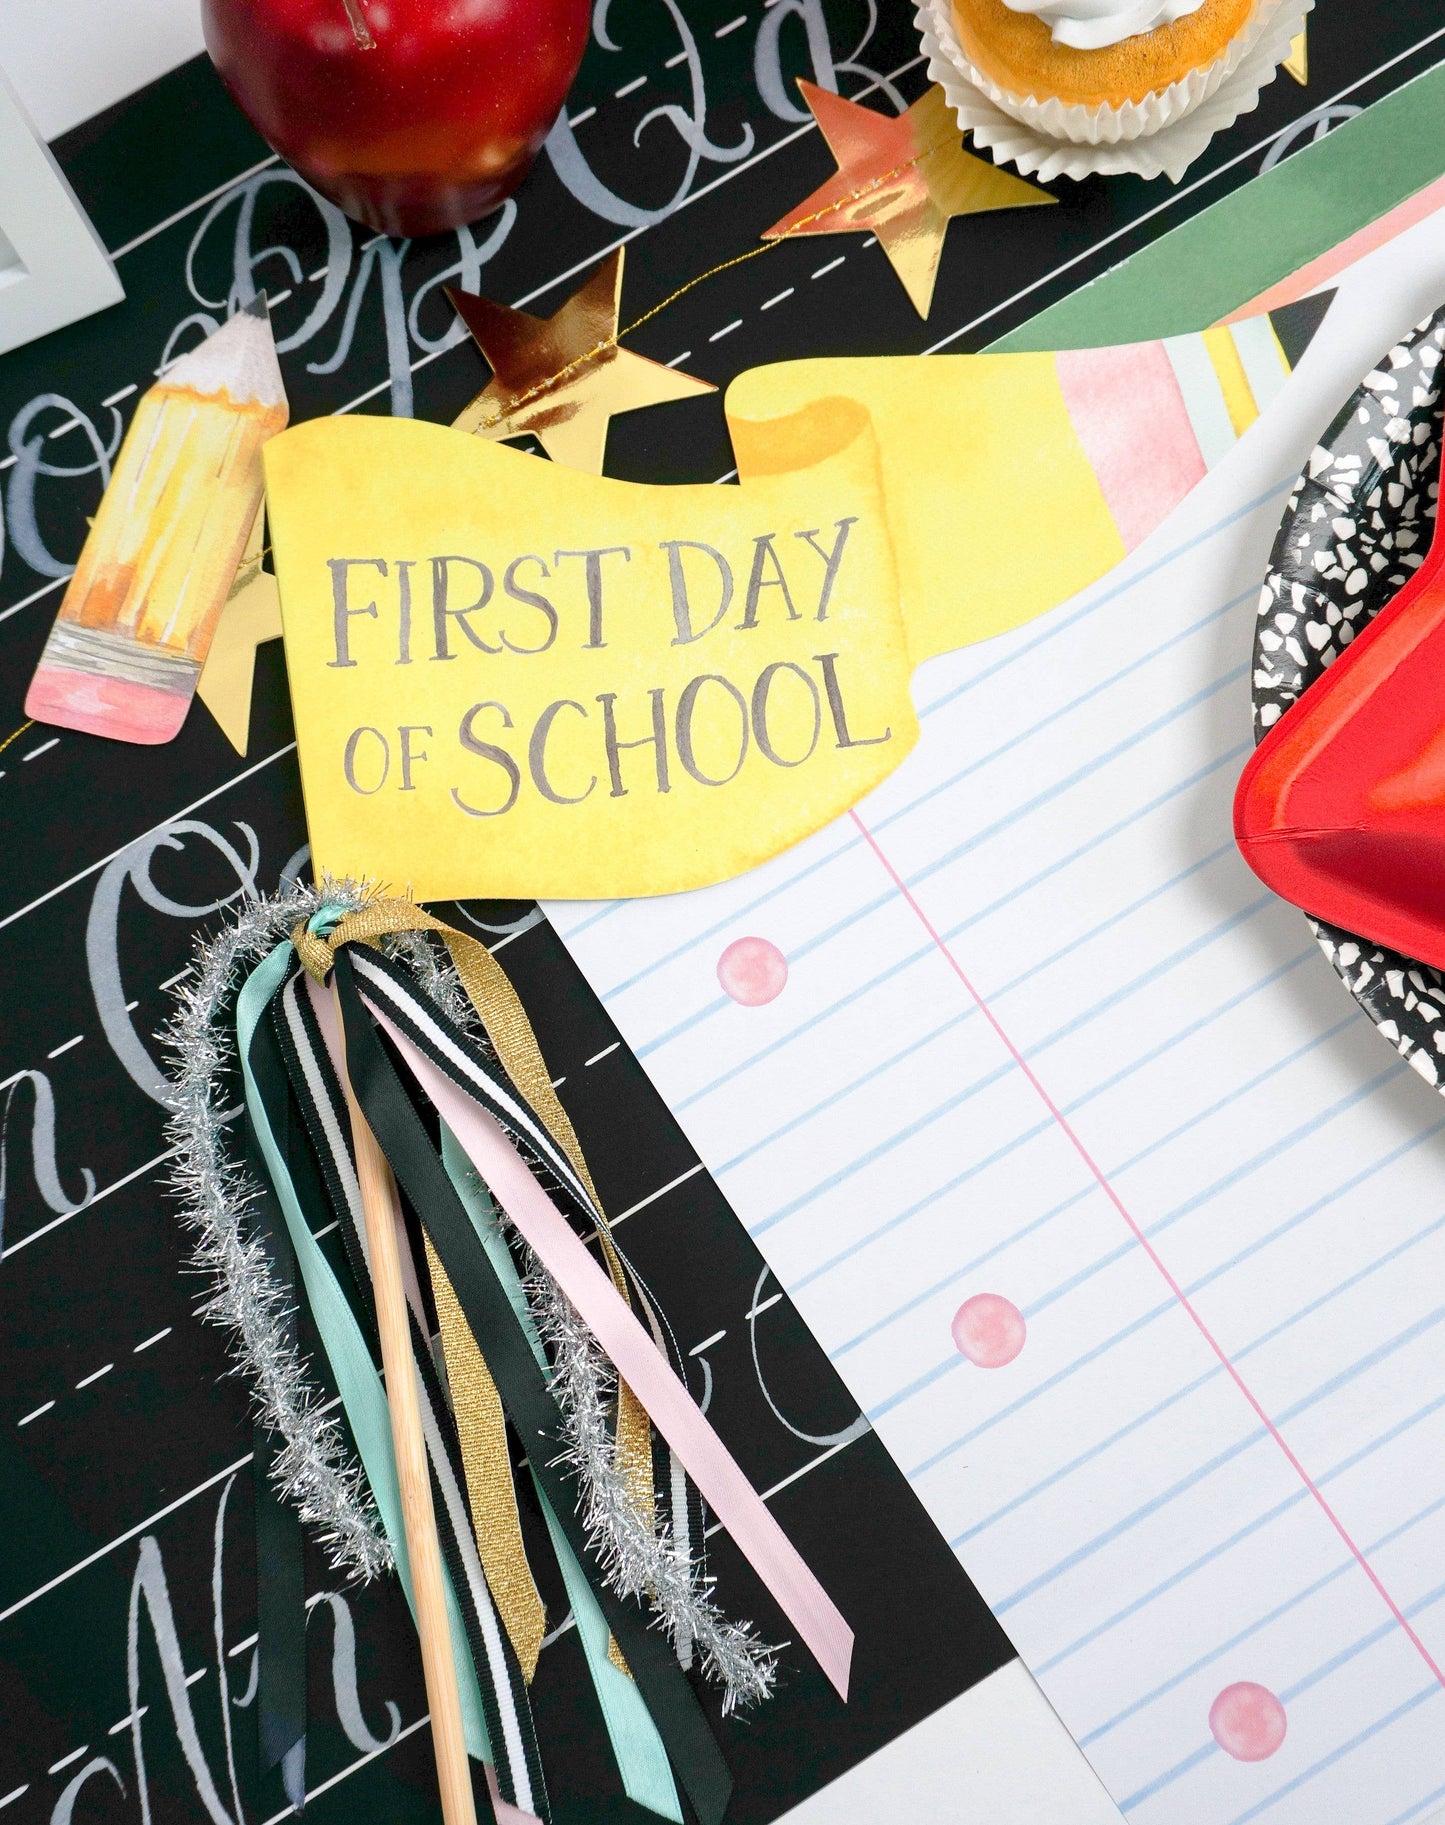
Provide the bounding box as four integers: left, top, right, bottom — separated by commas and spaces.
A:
26, 297, 288, 744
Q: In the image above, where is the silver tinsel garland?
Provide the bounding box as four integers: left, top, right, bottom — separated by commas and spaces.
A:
161, 877, 390, 1578
163, 886, 776, 1705
528, 1260, 778, 1711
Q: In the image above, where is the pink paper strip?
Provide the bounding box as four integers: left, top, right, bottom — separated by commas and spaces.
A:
485, 1760, 541, 1825
1056, 341, 1206, 553
373, 1004, 855, 1701
1224, 176, 1445, 321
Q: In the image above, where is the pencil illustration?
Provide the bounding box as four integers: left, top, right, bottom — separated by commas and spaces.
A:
26, 296, 289, 744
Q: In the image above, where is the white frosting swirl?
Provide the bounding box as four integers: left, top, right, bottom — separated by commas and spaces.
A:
1000, 0, 1209, 50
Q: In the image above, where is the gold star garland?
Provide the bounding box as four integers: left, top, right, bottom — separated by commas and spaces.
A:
449, 82, 1054, 472
185, 83, 1054, 748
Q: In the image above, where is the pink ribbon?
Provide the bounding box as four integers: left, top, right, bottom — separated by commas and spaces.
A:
371, 1003, 854, 1702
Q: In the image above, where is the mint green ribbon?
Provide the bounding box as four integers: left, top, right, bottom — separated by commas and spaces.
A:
236, 942, 494, 1765
442, 1126, 683, 1825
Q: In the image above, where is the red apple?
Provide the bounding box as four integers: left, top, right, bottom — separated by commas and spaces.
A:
202, 0, 590, 237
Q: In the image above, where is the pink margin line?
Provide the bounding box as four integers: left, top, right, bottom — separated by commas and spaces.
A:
848, 805, 1445, 1690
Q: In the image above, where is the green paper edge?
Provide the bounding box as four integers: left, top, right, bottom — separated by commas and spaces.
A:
991, 56, 1445, 352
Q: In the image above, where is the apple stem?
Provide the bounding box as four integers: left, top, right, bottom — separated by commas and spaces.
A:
340, 0, 376, 50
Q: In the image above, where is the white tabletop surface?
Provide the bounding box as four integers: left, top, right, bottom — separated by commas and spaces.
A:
0, 5, 1123, 1817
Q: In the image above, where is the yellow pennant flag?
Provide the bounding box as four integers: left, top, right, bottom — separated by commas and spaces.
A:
263, 303, 1325, 901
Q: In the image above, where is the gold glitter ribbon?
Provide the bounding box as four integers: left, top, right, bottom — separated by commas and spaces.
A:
295, 899, 657, 1616
424, 1233, 547, 1681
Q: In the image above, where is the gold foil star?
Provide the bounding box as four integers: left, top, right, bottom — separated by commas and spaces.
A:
763, 82, 1054, 319
196, 508, 281, 756
447, 248, 715, 474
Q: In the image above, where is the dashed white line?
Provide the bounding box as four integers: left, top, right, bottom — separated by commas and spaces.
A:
811, 256, 846, 279
228, 1633, 258, 1659
584, 1042, 620, 1067
0, 1787, 28, 1809
710, 318, 743, 342
325, 51, 926, 419
551, 1075, 567, 1089
47, 1748, 88, 1775
761, 287, 794, 310
267, 288, 293, 307
102, 384, 138, 408
46, 1033, 83, 1060
46, 418, 83, 440
21, 738, 60, 763
183, 1667, 206, 1688
569, 106, 597, 127
611, 1162, 704, 1227
746, 1292, 782, 1321
714, 13, 748, 35
133, 1328, 171, 1354
664, 48, 689, 67
158, 967, 191, 991
715, 467, 738, 484
75, 1363, 114, 1390
309, 265, 329, 283
862, 234, 877, 248
18, 1402, 54, 1428
108, 1706, 148, 1735
0, 454, 15, 471
615, 75, 647, 98
665, 349, 693, 367
689, 1329, 726, 1355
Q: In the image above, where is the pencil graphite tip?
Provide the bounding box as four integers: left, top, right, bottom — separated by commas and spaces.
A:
159, 299, 288, 413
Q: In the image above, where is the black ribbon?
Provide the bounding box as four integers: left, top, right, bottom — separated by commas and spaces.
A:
241, 1092, 309, 1808
332, 947, 733, 1825
246, 985, 545, 1823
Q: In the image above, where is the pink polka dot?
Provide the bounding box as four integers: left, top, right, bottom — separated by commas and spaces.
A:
952, 1294, 1026, 1368
1209, 1683, 1287, 1762
717, 937, 788, 1006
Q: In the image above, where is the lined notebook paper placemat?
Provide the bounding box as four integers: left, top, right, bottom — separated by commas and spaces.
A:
552, 198, 1445, 1825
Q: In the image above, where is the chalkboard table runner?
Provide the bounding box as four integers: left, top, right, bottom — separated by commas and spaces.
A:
2, 7, 1443, 1823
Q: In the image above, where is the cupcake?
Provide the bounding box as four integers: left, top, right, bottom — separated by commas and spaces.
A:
948, 0, 1275, 142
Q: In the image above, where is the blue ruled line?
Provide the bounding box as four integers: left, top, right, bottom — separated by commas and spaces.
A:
1081, 1492, 1445, 1748
1036, 1387, 1445, 1679
568, 480, 1287, 975
984, 1302, 1445, 1618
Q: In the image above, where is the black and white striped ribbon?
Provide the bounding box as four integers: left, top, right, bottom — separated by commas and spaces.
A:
271, 970, 548, 1820
347, 946, 709, 1617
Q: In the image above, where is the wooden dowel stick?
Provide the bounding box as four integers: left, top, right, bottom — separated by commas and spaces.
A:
331, 983, 478, 1825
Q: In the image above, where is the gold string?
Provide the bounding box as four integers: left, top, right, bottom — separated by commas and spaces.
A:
0, 719, 36, 759
466, 138, 948, 435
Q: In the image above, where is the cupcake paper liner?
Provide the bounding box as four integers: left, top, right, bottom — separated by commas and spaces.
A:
917, 0, 1312, 181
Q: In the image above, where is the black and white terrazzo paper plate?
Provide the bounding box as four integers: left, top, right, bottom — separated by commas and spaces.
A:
1250, 303, 1445, 1084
